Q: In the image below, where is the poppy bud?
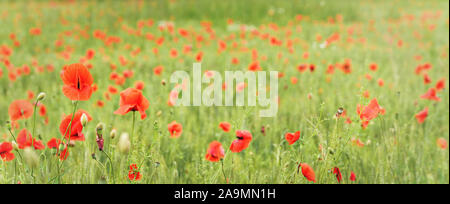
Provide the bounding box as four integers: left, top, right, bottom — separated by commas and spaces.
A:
37, 92, 46, 101
24, 148, 39, 168
161, 80, 166, 86
118, 133, 130, 154
80, 113, 89, 127
12, 141, 18, 150
110, 129, 117, 139
156, 110, 162, 117
96, 123, 105, 136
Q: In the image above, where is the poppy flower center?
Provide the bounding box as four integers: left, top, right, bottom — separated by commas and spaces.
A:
77, 78, 81, 90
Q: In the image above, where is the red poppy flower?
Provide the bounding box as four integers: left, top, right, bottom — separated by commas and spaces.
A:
350, 171, 356, 181
114, 88, 150, 120
128, 164, 142, 181
437, 138, 448, 150
8, 100, 33, 121
415, 107, 428, 124
435, 78, 446, 91
168, 121, 183, 138
59, 110, 92, 141
230, 130, 252, 153
205, 141, 225, 162
47, 138, 62, 149
219, 122, 231, 132
153, 65, 164, 76
332, 167, 342, 183
357, 98, 383, 121
369, 63, 378, 71
298, 163, 316, 183
61, 63, 94, 101
285, 131, 301, 145
421, 88, 441, 101
17, 129, 45, 150
0, 142, 15, 161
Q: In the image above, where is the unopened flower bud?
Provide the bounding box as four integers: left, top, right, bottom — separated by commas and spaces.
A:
37, 92, 46, 101
96, 123, 105, 136
110, 129, 117, 139
24, 148, 39, 168
118, 133, 130, 154
12, 141, 18, 150
80, 113, 89, 127
156, 110, 162, 117
161, 80, 166, 86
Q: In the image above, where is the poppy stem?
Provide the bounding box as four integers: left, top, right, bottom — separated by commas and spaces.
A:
57, 100, 79, 183
102, 150, 115, 184
221, 159, 227, 183
128, 111, 136, 164
7, 129, 23, 161
31, 99, 38, 148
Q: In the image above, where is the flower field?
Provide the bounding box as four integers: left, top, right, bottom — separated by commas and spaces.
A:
0, 0, 448, 184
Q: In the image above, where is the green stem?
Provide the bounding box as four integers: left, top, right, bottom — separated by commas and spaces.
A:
221, 159, 227, 183
102, 151, 115, 184
31, 99, 38, 147
127, 111, 136, 164
56, 101, 79, 183
8, 129, 23, 160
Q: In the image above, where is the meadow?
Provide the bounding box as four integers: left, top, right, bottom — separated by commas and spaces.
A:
0, 0, 448, 184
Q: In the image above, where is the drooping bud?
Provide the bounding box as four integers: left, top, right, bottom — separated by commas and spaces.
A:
161, 79, 166, 86
37, 92, 46, 101
24, 148, 39, 168
110, 129, 117, 139
80, 113, 89, 127
117, 133, 130, 154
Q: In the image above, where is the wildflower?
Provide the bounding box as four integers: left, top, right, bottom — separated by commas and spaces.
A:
59, 110, 92, 141
8, 100, 33, 121
298, 163, 316, 183
168, 121, 183, 138
421, 88, 441, 101
219, 122, 231, 132
350, 171, 356, 181
17, 129, 45, 150
230, 130, 252, 153
114, 88, 150, 120
128, 164, 142, 181
415, 107, 428, 124
285, 131, 301, 145
205, 141, 225, 162
437, 138, 448, 149
0, 142, 15, 161
60, 63, 94, 101
332, 167, 342, 183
